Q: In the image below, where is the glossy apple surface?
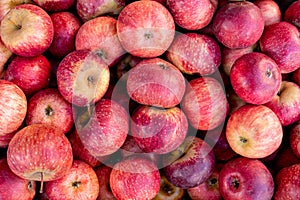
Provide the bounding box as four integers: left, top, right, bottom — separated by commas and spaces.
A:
33, 0, 75, 12
284, 0, 300, 28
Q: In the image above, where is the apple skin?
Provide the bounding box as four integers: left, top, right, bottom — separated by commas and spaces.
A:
0, 4, 53, 57
0, 80, 27, 136
75, 16, 125, 67
76, 0, 125, 22
0, 36, 12, 77
181, 77, 229, 130
284, 0, 300, 28
127, 58, 186, 108
33, 0, 75, 12
226, 104, 283, 159
226, 86, 247, 116
117, 1, 175, 58
26, 88, 74, 134
264, 81, 300, 126
219, 157, 274, 200
212, 1, 264, 49
166, 33, 221, 75
230, 52, 282, 105
3, 54, 52, 96
274, 164, 300, 199
0, 130, 16, 148
290, 122, 300, 158
254, 0, 282, 26
131, 105, 188, 154
274, 145, 300, 171
153, 175, 185, 200
0, 158, 36, 200
163, 136, 215, 189
110, 157, 160, 200
0, 0, 33, 21
7, 124, 73, 182
166, 0, 217, 30
76, 99, 129, 157
293, 67, 300, 85
56, 50, 110, 107
49, 12, 81, 59
259, 21, 300, 73
94, 165, 116, 200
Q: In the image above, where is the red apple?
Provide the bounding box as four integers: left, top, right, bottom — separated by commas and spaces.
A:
49, 12, 81, 59
33, 0, 75, 12
226, 104, 283, 158
26, 88, 74, 134
117, 1, 175, 58
0, 36, 12, 77
166, 33, 221, 75
153, 175, 185, 200
259, 21, 300, 73
254, 0, 282, 26
0, 158, 36, 200
212, 1, 264, 49
7, 124, 73, 185
0, 0, 33, 21
131, 105, 188, 154
76, 0, 125, 22
110, 157, 160, 200
0, 131, 16, 148
3, 54, 52, 96
163, 136, 215, 189
293, 67, 300, 85
264, 81, 300, 126
0, 4, 53, 57
166, 0, 217, 30
181, 77, 229, 130
284, 0, 300, 28
126, 58, 186, 108
0, 80, 27, 136
56, 50, 110, 107
219, 157, 274, 200
230, 52, 282, 105
94, 165, 116, 200
290, 122, 300, 158
75, 16, 125, 67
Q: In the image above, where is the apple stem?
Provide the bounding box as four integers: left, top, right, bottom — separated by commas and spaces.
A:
39, 172, 44, 193
7, 18, 22, 30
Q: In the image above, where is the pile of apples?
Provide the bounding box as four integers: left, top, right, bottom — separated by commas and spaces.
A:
0, 0, 300, 199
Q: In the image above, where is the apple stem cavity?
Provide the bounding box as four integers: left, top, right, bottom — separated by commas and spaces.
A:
45, 105, 53, 116
266, 69, 273, 78
208, 177, 218, 188
231, 178, 240, 190
144, 32, 153, 40
7, 17, 22, 30
239, 136, 248, 144
39, 172, 44, 194
72, 181, 81, 188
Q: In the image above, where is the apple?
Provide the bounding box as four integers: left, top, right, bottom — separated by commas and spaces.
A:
0, 0, 33, 21
56, 50, 110, 107
0, 158, 36, 200
26, 88, 74, 134
0, 131, 16, 148
126, 58, 186, 108
110, 156, 160, 200
49, 12, 81, 59
166, 0, 218, 30
212, 1, 264, 49
163, 136, 215, 189
264, 81, 300, 126
33, 0, 75, 12
254, 0, 282, 26
94, 165, 116, 200
117, 0, 175, 58
3, 54, 52, 96
284, 0, 300, 28
75, 16, 125, 67
0, 80, 27, 136
7, 124, 73, 193
166, 33, 221, 75
230, 52, 282, 105
274, 163, 300, 199
181, 77, 229, 130
219, 157, 274, 200
0, 36, 12, 77
226, 104, 283, 159
274, 145, 300, 171
293, 67, 300, 85
45, 160, 99, 200
0, 4, 53, 57
259, 21, 300, 73
76, 0, 125, 22
226, 86, 247, 116
290, 122, 300, 158
75, 99, 128, 157
153, 175, 185, 200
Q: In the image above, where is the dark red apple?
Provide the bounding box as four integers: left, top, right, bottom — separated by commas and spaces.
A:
181, 77, 229, 130
284, 0, 300, 28
0, 80, 27, 136
290, 122, 300, 158
0, 4, 53, 57
56, 50, 110, 107
33, 0, 75, 12
3, 54, 52, 96
226, 104, 283, 158
126, 58, 186, 108
110, 157, 160, 200
259, 21, 300, 73
254, 0, 282, 26
94, 165, 116, 200
153, 175, 185, 200
117, 0, 175, 58
230, 52, 282, 105
166, 33, 221, 75
0, 158, 36, 200
219, 157, 274, 200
